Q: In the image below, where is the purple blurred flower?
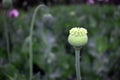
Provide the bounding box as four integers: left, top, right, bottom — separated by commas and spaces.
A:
87, 0, 94, 4
8, 9, 19, 18
105, 0, 109, 2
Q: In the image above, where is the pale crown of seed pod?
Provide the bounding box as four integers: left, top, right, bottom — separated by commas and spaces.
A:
68, 27, 88, 47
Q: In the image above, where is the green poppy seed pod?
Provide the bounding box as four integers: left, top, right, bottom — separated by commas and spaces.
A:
42, 13, 54, 29
68, 27, 88, 47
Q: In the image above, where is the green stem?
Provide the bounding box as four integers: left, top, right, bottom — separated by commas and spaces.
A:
3, 11, 10, 62
75, 48, 81, 80
29, 4, 46, 80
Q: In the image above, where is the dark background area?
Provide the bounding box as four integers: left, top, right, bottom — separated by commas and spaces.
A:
9, 0, 120, 10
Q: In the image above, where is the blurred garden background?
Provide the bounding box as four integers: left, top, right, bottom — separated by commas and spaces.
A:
0, 0, 120, 80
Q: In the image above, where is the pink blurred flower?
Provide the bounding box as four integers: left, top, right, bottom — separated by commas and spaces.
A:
8, 9, 19, 18
105, 0, 109, 2
87, 0, 94, 4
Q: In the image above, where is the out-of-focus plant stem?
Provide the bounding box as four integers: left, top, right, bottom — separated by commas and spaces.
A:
29, 4, 47, 80
3, 11, 10, 62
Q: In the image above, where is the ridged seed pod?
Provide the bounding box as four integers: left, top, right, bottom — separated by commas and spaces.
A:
68, 27, 88, 47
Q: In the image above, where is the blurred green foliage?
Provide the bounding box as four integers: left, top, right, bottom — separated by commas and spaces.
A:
0, 5, 120, 80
